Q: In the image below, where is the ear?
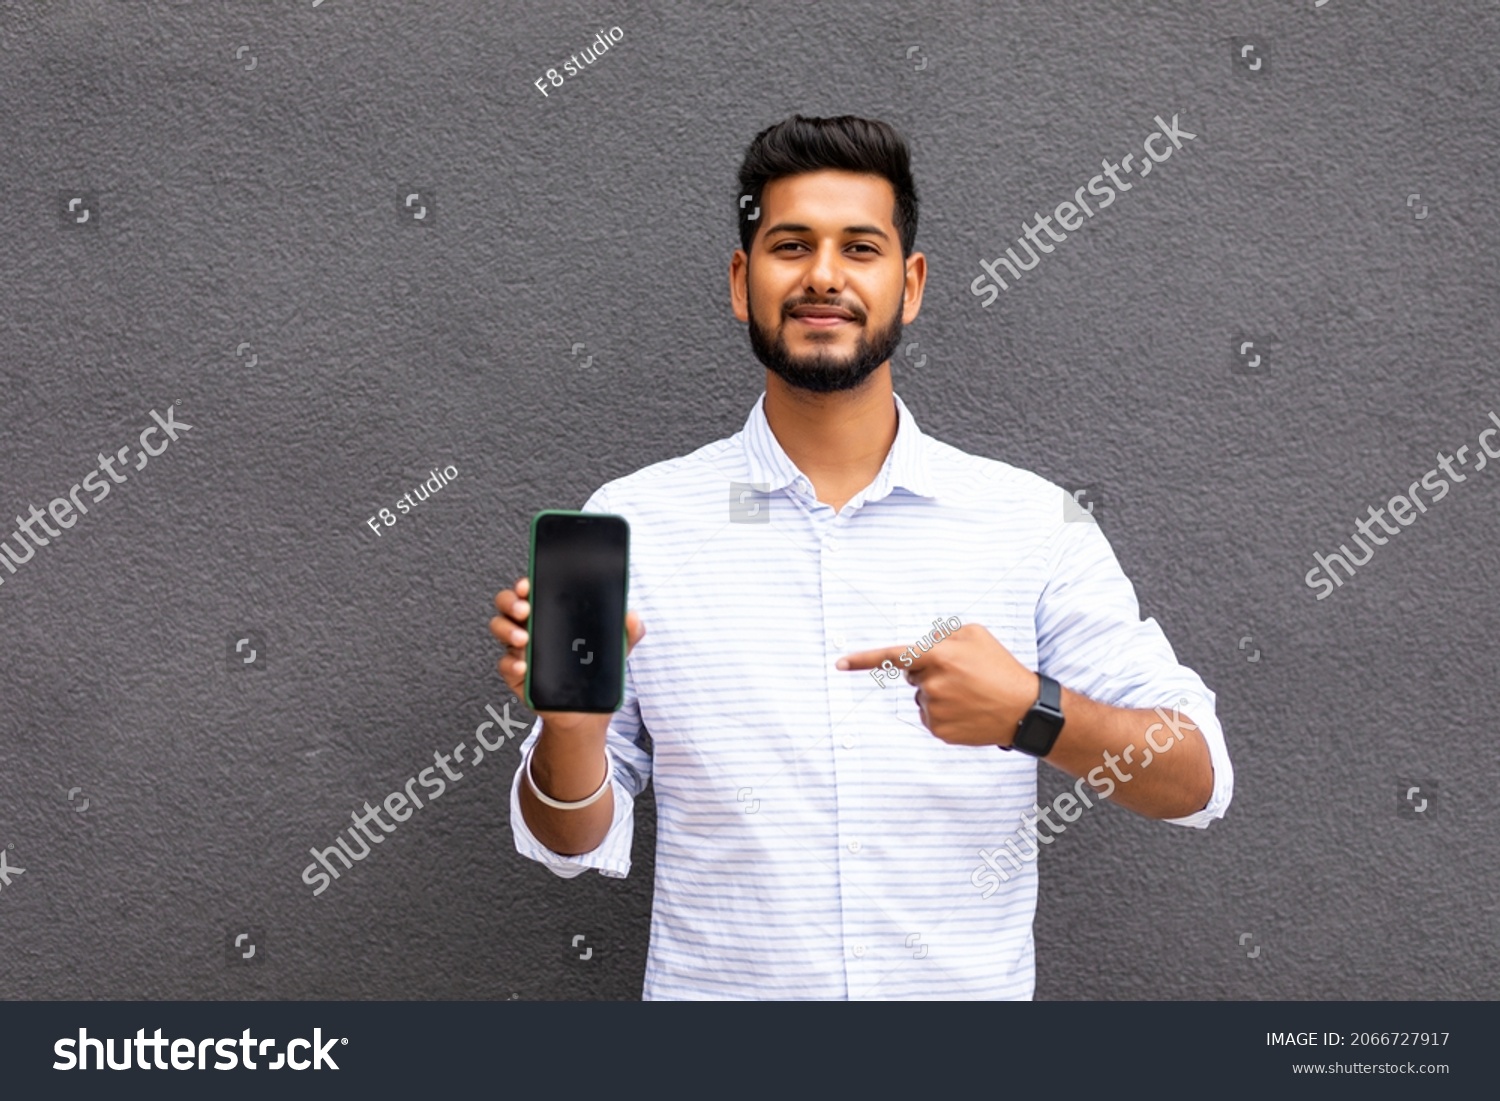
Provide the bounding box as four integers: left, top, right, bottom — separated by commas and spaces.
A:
730, 249, 750, 322
901, 251, 927, 324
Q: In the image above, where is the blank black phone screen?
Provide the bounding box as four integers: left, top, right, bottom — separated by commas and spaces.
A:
527, 512, 629, 713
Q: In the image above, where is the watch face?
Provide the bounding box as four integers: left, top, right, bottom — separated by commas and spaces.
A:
1015, 712, 1062, 756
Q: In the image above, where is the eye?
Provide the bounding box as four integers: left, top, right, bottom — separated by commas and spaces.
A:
769, 241, 880, 254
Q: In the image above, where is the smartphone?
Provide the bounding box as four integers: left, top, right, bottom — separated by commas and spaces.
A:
524, 510, 630, 713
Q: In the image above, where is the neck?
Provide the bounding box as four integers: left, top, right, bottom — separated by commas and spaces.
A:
763, 369, 899, 508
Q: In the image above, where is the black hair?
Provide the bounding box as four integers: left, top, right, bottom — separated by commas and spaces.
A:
735, 114, 918, 259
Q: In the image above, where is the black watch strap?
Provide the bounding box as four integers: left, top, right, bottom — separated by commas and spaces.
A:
1005, 673, 1065, 757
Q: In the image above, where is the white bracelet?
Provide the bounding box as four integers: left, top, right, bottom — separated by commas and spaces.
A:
524, 744, 613, 810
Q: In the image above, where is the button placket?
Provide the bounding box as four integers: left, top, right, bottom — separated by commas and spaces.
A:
827, 524, 878, 986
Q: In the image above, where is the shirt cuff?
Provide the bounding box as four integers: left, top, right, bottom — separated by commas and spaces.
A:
509, 746, 636, 878
1154, 693, 1234, 829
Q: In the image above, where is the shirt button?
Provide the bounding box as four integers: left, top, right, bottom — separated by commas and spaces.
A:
842, 735, 856, 749
832, 633, 847, 649
826, 536, 840, 552
853, 945, 866, 958
848, 840, 862, 853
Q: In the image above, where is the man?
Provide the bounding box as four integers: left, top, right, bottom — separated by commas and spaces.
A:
491, 114, 1232, 999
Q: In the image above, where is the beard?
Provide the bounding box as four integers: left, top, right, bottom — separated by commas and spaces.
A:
747, 286, 904, 395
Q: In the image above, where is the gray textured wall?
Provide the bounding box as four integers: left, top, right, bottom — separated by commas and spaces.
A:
1, 0, 1496, 1001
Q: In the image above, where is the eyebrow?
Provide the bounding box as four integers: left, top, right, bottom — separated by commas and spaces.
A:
760, 222, 892, 242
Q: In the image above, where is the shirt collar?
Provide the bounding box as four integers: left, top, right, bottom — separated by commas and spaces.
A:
740, 389, 939, 502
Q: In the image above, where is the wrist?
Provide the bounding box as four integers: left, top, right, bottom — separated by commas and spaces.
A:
1002, 672, 1065, 758
531, 724, 609, 802
539, 713, 609, 741
525, 740, 612, 808
992, 671, 1040, 748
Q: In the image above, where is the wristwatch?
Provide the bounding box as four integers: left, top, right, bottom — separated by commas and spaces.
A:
1004, 673, 1065, 757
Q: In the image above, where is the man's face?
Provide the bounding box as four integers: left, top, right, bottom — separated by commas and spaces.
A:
731, 170, 924, 394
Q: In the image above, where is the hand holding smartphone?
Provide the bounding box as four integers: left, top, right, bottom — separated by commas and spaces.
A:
489, 512, 643, 853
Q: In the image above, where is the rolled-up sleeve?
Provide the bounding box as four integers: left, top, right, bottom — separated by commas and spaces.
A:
508, 485, 655, 876
508, 703, 652, 878
1034, 494, 1233, 828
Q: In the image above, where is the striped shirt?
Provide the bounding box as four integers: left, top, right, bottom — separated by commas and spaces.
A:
509, 390, 1233, 999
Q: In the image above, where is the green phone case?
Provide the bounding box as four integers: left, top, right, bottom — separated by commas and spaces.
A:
524, 509, 630, 713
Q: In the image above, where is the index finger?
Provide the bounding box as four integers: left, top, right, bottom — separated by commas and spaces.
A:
837, 645, 915, 672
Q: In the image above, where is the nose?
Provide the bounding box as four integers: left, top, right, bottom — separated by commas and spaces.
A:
804, 240, 846, 297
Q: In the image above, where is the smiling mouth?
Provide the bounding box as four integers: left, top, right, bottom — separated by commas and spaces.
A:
791, 314, 855, 328
788, 303, 859, 326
